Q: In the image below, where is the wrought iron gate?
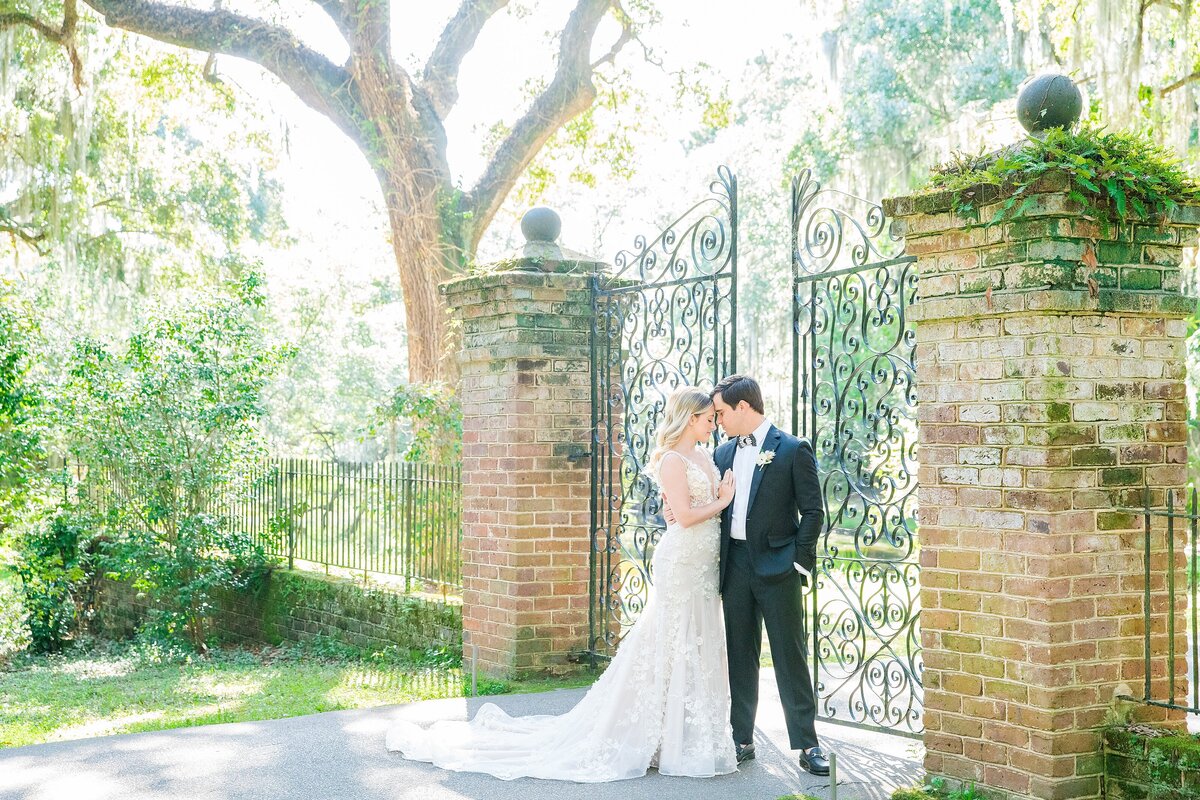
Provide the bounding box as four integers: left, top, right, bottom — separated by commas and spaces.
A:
791, 170, 922, 736
587, 166, 922, 737
588, 166, 737, 657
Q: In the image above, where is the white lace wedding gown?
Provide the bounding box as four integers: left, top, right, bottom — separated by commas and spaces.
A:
385, 452, 737, 782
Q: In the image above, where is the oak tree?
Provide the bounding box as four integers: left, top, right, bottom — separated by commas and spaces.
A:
5, 0, 637, 381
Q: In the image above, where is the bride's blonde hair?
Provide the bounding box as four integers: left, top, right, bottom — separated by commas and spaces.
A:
647, 386, 714, 482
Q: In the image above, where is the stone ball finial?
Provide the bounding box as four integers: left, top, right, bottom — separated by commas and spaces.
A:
1017, 73, 1083, 133
521, 207, 562, 244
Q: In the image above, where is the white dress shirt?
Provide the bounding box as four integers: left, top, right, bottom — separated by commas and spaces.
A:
730, 418, 773, 540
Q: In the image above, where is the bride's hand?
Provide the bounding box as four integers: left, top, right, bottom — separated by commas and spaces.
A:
717, 469, 735, 506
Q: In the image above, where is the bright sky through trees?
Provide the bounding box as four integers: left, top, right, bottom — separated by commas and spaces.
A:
219, 0, 807, 264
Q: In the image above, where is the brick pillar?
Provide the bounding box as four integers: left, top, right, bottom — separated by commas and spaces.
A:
442, 245, 602, 679
885, 180, 1199, 800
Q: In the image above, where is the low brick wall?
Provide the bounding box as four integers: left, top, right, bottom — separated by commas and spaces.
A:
94, 569, 461, 655
1104, 726, 1200, 799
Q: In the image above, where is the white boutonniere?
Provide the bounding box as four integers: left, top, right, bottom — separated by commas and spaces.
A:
756, 450, 776, 468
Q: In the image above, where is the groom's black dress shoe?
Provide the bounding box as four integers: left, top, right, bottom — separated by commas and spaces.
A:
799, 746, 830, 776
735, 742, 756, 764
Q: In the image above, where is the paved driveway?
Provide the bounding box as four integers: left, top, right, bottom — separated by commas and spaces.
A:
0, 673, 922, 800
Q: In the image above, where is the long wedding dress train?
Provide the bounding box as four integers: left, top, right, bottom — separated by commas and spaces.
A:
385, 453, 737, 782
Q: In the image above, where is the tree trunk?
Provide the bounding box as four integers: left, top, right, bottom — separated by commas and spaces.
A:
379, 170, 453, 384
348, 45, 459, 385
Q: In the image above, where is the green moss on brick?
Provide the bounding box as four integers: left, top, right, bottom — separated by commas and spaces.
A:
1074, 446, 1118, 466
1048, 402, 1072, 422
1045, 424, 1096, 445
1013, 262, 1075, 288
981, 243, 1027, 267
1121, 268, 1164, 290
1099, 241, 1142, 263
1102, 726, 1200, 800
1108, 752, 1152, 784
959, 275, 994, 294
1101, 467, 1144, 486
1093, 267, 1119, 287
1097, 511, 1137, 530
1151, 736, 1200, 771
1134, 226, 1178, 244
1105, 728, 1147, 756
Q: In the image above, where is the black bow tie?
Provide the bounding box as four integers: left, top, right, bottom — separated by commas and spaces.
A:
737, 433, 757, 448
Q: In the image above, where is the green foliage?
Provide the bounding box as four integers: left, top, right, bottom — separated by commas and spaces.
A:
815, 0, 1024, 189
14, 509, 93, 653
263, 276, 409, 460
0, 281, 44, 537
782, 108, 852, 189
376, 382, 462, 463
0, 563, 31, 664
928, 126, 1200, 224
1007, 1, 1200, 166
1, 26, 286, 334
891, 790, 936, 800
512, 68, 646, 207
892, 777, 987, 800
61, 271, 289, 649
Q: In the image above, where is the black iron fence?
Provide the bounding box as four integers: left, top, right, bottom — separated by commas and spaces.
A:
1136, 490, 1195, 714
62, 456, 462, 591
233, 459, 462, 590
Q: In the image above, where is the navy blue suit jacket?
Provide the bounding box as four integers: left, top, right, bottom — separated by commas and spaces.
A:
714, 425, 824, 592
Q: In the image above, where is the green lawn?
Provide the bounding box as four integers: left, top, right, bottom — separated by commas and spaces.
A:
0, 639, 597, 749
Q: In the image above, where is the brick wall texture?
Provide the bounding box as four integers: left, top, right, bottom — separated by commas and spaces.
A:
443, 266, 595, 678
886, 183, 1200, 800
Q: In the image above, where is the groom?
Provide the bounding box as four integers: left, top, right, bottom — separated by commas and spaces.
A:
705, 374, 828, 776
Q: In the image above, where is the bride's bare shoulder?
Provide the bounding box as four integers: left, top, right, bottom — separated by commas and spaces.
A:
658, 450, 687, 472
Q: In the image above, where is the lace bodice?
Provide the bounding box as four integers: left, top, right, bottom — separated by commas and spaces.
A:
658, 451, 718, 510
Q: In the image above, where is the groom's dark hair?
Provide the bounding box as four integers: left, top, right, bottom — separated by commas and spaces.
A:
712, 374, 764, 414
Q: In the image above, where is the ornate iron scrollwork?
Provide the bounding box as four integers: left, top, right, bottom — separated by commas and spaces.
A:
792, 168, 923, 736
587, 165, 922, 739
589, 167, 737, 655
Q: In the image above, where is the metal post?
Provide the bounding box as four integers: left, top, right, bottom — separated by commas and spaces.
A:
1144, 492, 1152, 703
1169, 490, 1177, 705
464, 630, 478, 697
830, 750, 837, 798
1192, 487, 1198, 712
287, 458, 295, 571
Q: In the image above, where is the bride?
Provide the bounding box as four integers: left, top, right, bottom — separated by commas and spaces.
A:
385, 386, 739, 781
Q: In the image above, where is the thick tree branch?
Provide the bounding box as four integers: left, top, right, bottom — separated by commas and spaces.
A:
1, 0, 83, 88
465, 0, 618, 253
81, 0, 369, 146
0, 208, 49, 255
1163, 69, 1200, 96
421, 0, 509, 118
0, 11, 61, 40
